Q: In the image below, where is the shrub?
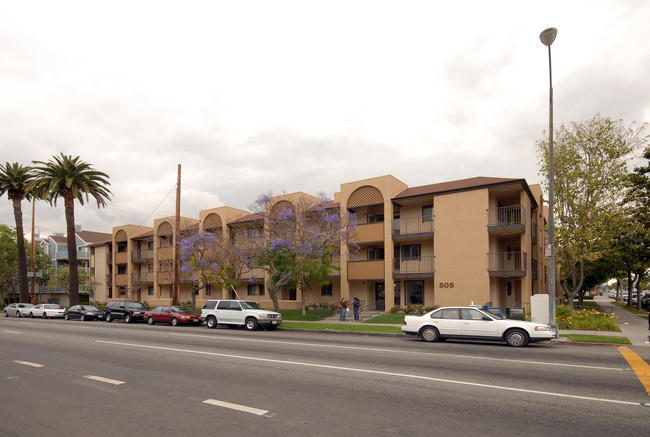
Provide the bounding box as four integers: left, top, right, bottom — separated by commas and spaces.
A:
555, 305, 618, 331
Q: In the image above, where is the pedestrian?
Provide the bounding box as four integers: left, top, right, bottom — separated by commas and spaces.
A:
340, 297, 348, 321
352, 297, 361, 322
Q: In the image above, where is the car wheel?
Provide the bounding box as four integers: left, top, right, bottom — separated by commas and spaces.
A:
206, 316, 217, 329
16, 311, 21, 318
147, 317, 154, 325
64, 313, 70, 320
105, 312, 113, 322
3, 311, 7, 317
30, 312, 34, 318
43, 313, 48, 319
171, 317, 178, 327
125, 313, 132, 323
80, 315, 86, 321
420, 326, 440, 342
504, 329, 529, 347
245, 318, 259, 331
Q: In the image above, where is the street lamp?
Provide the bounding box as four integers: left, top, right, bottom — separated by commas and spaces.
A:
540, 27, 558, 337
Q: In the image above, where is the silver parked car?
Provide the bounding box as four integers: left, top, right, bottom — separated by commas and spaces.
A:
30, 304, 66, 319
4, 303, 35, 318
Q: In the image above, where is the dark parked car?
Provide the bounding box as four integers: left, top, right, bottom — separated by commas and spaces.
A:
144, 306, 201, 326
64, 305, 105, 321
104, 301, 147, 323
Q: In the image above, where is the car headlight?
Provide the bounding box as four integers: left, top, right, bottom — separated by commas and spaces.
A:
535, 325, 552, 331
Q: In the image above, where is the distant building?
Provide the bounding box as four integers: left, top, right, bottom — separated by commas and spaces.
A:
39, 224, 111, 306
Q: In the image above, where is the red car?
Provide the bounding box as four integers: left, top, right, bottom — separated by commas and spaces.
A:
144, 306, 201, 326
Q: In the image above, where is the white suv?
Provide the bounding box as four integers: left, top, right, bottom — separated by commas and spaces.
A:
200, 300, 282, 331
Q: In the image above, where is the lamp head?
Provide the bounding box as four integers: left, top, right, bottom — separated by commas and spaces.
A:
540, 28, 558, 46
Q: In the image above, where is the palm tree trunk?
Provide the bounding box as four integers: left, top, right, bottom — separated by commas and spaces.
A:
13, 198, 30, 303
65, 196, 79, 306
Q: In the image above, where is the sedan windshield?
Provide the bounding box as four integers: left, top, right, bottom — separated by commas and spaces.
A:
81, 306, 99, 312
171, 306, 192, 313
126, 303, 146, 310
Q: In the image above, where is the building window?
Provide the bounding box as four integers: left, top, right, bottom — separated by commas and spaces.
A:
117, 265, 127, 274
422, 205, 433, 222
394, 281, 401, 306
148, 241, 154, 250
119, 286, 127, 297
247, 284, 265, 296
405, 280, 424, 305
368, 247, 384, 260
321, 283, 333, 296
368, 214, 384, 223
148, 286, 154, 296
401, 244, 421, 261
205, 284, 211, 296
117, 243, 127, 253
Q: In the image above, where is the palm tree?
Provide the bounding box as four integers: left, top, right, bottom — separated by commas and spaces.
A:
0, 162, 35, 303
30, 154, 111, 306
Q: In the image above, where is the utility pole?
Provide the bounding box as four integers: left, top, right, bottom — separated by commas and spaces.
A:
173, 164, 181, 305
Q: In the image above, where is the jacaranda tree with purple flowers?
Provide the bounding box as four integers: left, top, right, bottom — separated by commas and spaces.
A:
179, 230, 248, 311
250, 192, 357, 314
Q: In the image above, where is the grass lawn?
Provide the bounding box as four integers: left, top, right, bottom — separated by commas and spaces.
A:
279, 310, 335, 321
280, 322, 404, 334
560, 334, 631, 344
364, 313, 405, 324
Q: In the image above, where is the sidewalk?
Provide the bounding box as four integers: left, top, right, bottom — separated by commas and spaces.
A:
284, 297, 650, 346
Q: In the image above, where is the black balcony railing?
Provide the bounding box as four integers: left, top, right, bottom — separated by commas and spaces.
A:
487, 205, 526, 233
488, 251, 527, 277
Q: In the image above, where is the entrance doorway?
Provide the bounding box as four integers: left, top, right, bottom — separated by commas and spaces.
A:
375, 282, 385, 310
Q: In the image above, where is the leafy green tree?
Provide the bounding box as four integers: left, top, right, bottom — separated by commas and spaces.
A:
0, 225, 19, 303
0, 162, 36, 302
47, 264, 92, 302
29, 154, 111, 306
536, 114, 648, 309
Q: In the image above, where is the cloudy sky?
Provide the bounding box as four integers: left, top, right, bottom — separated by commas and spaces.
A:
1, 0, 649, 238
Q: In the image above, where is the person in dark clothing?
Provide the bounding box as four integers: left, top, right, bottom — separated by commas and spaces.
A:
352, 297, 361, 322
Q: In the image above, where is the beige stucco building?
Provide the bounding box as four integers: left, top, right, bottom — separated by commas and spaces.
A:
90, 175, 550, 315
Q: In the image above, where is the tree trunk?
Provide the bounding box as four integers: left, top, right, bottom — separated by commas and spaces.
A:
560, 261, 585, 311
65, 196, 79, 306
12, 198, 29, 303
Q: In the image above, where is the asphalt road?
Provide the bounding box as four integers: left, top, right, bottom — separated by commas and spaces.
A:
1, 317, 649, 437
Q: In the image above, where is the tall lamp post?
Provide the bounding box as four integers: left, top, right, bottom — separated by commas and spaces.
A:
540, 27, 558, 336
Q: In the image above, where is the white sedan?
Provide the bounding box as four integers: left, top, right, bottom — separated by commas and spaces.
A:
3, 303, 34, 318
30, 304, 66, 319
402, 306, 554, 347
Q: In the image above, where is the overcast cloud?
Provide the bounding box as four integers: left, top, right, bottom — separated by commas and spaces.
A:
1, 0, 649, 237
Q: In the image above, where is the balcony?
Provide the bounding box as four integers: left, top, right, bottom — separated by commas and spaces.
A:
353, 222, 384, 244
115, 273, 128, 286
240, 268, 266, 282
393, 256, 434, 278
132, 272, 155, 284
392, 217, 434, 240
132, 249, 154, 263
488, 251, 527, 277
487, 205, 526, 234
347, 259, 384, 280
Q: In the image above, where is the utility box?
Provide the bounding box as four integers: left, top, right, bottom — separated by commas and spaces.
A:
531, 294, 550, 324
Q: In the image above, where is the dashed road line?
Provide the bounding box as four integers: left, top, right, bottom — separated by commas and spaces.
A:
83, 375, 125, 385
13, 360, 44, 368
203, 399, 268, 416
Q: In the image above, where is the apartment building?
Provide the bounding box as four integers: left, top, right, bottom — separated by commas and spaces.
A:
92, 175, 549, 315
39, 226, 112, 305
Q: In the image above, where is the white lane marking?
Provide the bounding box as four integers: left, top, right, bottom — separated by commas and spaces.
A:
203, 399, 268, 416
3, 330, 22, 334
14, 360, 44, 368
83, 375, 125, 385
97, 340, 642, 407
170, 333, 624, 372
